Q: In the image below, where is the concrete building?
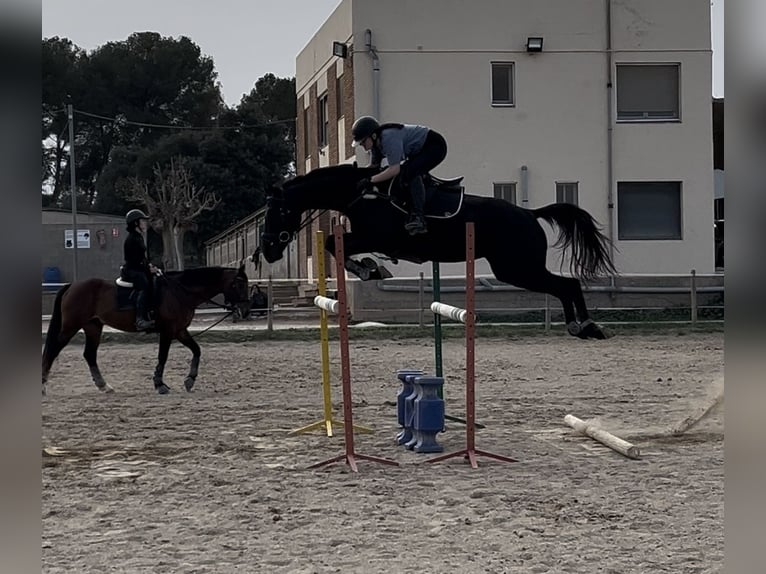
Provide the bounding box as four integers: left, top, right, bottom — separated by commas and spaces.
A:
42, 209, 126, 283
292, 0, 715, 278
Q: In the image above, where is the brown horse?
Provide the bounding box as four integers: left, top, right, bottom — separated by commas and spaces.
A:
42, 265, 251, 395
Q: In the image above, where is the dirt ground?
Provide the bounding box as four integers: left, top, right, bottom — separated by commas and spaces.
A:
42, 330, 724, 574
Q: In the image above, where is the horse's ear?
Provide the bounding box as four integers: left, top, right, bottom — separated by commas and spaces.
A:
352, 161, 358, 168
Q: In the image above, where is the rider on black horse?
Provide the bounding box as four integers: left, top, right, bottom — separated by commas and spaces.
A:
122, 209, 157, 331
351, 116, 448, 236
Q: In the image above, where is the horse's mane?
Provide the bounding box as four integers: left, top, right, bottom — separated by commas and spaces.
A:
282, 164, 368, 190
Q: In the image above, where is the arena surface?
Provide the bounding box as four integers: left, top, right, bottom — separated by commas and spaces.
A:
42, 331, 724, 573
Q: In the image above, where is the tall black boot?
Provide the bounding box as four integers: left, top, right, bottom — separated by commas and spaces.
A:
404, 176, 427, 235
134, 290, 155, 331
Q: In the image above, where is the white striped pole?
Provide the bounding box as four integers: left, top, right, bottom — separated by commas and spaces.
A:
314, 295, 340, 315
430, 302, 467, 324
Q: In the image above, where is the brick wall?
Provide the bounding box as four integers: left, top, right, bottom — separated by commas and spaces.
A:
295, 57, 355, 279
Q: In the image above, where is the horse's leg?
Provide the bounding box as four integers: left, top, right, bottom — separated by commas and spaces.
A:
41, 324, 80, 396
488, 257, 599, 338
517, 271, 610, 340
152, 332, 172, 395
325, 232, 382, 280
82, 319, 114, 393
568, 280, 611, 340
176, 329, 201, 392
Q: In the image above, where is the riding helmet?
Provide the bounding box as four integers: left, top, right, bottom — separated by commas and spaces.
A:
126, 209, 149, 226
351, 116, 380, 146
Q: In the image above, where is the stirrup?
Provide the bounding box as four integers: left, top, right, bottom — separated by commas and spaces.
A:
135, 318, 155, 331
404, 216, 427, 235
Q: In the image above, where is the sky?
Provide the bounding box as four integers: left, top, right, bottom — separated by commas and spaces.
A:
43, 0, 724, 106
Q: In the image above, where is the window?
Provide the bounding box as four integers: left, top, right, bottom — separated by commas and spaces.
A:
618, 182, 682, 240
336, 75, 344, 118
616, 64, 680, 121
302, 106, 310, 158
317, 93, 329, 148
556, 182, 579, 205
493, 182, 517, 204
491, 62, 515, 106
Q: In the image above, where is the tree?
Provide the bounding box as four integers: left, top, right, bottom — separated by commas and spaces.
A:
97, 74, 295, 260
240, 74, 297, 142
42, 37, 87, 205
42, 32, 224, 209
126, 158, 218, 270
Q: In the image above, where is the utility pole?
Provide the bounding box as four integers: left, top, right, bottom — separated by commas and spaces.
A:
67, 103, 79, 281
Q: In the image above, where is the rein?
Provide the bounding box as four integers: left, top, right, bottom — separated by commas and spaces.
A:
159, 271, 244, 311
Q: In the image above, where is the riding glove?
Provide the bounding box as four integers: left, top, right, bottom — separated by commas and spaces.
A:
356, 178, 373, 193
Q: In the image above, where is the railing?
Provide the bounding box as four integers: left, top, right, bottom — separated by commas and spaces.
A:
41, 270, 724, 331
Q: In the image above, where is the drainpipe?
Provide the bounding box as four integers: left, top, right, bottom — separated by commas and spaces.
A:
605, 0, 616, 262
365, 29, 380, 118
520, 165, 529, 208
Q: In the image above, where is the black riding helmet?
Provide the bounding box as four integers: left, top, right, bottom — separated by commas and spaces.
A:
351, 115, 380, 146
126, 209, 149, 226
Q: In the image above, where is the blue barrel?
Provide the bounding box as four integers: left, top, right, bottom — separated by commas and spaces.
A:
412, 376, 445, 453
396, 369, 424, 429
403, 374, 423, 449
43, 266, 61, 290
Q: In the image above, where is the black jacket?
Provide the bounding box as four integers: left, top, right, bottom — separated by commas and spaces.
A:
123, 229, 149, 272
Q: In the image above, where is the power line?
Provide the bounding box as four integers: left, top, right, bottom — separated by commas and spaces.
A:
74, 108, 296, 131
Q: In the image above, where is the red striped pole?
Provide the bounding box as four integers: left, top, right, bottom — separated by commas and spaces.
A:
427, 222, 518, 468
309, 225, 399, 472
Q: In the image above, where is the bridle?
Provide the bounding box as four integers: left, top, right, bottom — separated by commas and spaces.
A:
260, 194, 327, 251
260, 182, 372, 251
160, 269, 250, 312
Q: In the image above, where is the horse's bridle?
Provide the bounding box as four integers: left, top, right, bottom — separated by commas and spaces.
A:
261, 185, 371, 251
261, 194, 327, 251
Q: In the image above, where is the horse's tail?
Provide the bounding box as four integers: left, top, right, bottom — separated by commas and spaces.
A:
43, 283, 71, 366
533, 203, 617, 281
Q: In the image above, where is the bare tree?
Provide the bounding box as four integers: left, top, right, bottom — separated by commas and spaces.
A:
128, 157, 219, 270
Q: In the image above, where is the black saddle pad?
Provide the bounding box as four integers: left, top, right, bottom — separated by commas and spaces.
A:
115, 285, 135, 311
384, 174, 465, 219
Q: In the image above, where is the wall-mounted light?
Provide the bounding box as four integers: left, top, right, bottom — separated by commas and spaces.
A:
526, 37, 544, 53
332, 41, 348, 59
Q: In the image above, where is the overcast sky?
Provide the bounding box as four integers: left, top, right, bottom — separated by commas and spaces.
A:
43, 0, 724, 106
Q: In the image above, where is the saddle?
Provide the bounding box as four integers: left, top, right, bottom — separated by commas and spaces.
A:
369, 173, 465, 219
114, 267, 161, 312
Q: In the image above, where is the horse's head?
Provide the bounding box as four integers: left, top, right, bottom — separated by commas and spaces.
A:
261, 187, 300, 263
223, 263, 252, 318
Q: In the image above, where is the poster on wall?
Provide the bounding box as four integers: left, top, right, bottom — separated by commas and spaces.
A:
64, 229, 91, 249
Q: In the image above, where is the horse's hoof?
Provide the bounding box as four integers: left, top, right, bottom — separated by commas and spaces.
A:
360, 257, 378, 270
344, 259, 370, 280
566, 321, 582, 337
156, 384, 171, 395
100, 385, 115, 394
580, 321, 611, 340
184, 377, 195, 392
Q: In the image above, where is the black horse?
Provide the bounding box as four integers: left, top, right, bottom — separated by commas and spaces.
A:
42, 265, 251, 395
260, 164, 617, 339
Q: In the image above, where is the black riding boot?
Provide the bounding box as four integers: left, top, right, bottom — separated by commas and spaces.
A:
134, 290, 155, 331
404, 176, 427, 235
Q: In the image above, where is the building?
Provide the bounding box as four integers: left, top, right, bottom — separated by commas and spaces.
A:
290, 0, 715, 278
42, 208, 127, 283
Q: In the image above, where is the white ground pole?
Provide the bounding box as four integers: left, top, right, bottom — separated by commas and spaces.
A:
564, 414, 641, 459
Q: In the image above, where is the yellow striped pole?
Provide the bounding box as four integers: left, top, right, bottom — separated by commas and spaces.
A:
289, 230, 372, 436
